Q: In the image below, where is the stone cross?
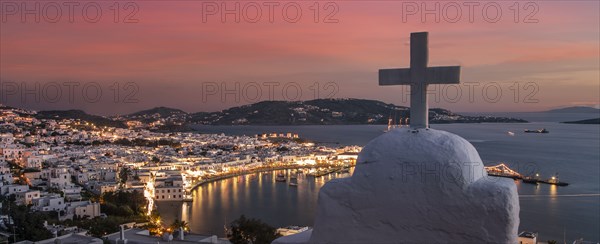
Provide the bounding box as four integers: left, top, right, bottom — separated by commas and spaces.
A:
379, 32, 461, 129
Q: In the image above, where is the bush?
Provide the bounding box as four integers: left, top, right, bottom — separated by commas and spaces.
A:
227, 215, 281, 244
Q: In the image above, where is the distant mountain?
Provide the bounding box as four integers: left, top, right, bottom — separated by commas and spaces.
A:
190, 99, 402, 125
189, 99, 527, 125
126, 106, 187, 118
543, 106, 600, 114
122, 106, 189, 124
562, 118, 600, 124
35, 110, 126, 128
6, 99, 527, 129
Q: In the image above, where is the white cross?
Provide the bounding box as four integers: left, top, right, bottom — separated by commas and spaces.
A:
379, 32, 461, 129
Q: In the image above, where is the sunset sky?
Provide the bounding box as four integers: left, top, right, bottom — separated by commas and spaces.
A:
1, 1, 598, 115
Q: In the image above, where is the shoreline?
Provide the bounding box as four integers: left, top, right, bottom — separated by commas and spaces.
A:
190, 164, 353, 191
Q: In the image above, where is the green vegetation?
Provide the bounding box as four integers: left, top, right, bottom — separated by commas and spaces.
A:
55, 190, 149, 238
61, 216, 142, 237
118, 167, 131, 185
22, 168, 41, 173
0, 196, 54, 242
169, 219, 190, 232
100, 190, 147, 217
227, 215, 281, 244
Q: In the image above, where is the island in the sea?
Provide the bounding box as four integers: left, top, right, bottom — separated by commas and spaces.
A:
542, 106, 599, 114
562, 118, 600, 124
17, 99, 528, 131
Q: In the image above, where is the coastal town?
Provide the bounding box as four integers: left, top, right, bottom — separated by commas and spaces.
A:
0, 104, 586, 244
0, 105, 360, 243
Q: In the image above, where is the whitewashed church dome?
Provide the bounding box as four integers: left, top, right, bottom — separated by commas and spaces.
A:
352, 127, 486, 189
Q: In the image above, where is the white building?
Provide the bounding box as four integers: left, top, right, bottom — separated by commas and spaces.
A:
0, 145, 25, 161
65, 201, 101, 219
75, 202, 101, 219
49, 171, 72, 189
0, 133, 14, 145
0, 162, 12, 184
25, 155, 44, 169
2, 184, 29, 195
154, 175, 185, 201
15, 190, 40, 205
87, 181, 118, 195
154, 186, 184, 201
62, 185, 83, 201
336, 152, 359, 160
32, 195, 66, 212
21, 232, 102, 243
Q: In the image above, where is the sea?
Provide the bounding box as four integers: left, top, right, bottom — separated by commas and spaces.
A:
157, 112, 600, 242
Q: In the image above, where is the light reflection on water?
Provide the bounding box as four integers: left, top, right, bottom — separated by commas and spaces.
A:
157, 169, 354, 236
161, 120, 599, 241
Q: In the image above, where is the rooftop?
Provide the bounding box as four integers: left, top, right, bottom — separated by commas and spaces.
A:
518, 231, 538, 239
104, 228, 231, 244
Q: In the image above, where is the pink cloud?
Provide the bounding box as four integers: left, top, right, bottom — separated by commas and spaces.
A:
0, 1, 598, 114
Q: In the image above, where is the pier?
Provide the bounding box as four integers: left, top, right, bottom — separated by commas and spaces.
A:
485, 163, 569, 186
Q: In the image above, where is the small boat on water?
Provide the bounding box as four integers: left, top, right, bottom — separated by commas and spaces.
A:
276, 173, 286, 182
522, 173, 569, 186
507, 131, 515, 136
524, 128, 549, 133
289, 182, 298, 186
543, 173, 569, 186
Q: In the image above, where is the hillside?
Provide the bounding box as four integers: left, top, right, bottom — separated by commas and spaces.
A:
123, 106, 189, 124
543, 106, 600, 114
562, 118, 600, 124
126, 106, 187, 118
35, 110, 126, 128
189, 99, 527, 125
190, 99, 402, 125
10, 99, 528, 129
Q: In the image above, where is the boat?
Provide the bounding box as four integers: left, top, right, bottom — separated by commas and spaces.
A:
507, 131, 515, 136
522, 177, 538, 184
542, 173, 569, 186
548, 181, 569, 186
289, 182, 298, 187
522, 173, 569, 186
276, 173, 286, 182
524, 128, 549, 133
